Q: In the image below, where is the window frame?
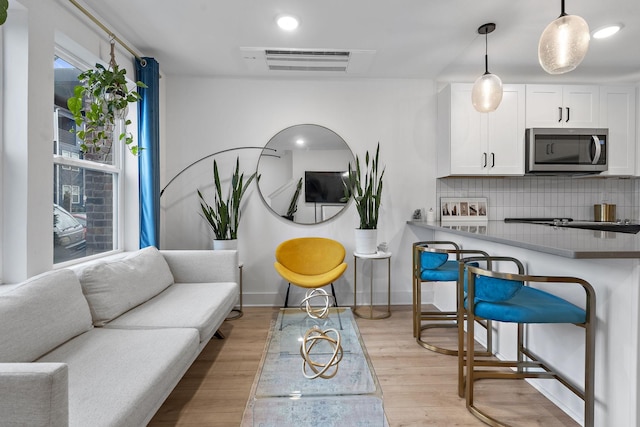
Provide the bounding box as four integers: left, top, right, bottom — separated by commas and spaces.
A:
53, 45, 128, 264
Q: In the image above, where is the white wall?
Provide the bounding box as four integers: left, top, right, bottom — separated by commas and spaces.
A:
162, 77, 437, 306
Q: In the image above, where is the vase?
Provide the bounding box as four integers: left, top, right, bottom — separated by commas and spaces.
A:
213, 239, 238, 250
354, 229, 377, 254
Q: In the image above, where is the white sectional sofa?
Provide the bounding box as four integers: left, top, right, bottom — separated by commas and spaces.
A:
0, 247, 239, 427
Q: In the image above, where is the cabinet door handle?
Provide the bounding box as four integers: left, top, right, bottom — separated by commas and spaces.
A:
482, 152, 487, 168
491, 153, 495, 168
558, 107, 563, 122
550, 143, 554, 154
546, 143, 551, 155
566, 107, 570, 122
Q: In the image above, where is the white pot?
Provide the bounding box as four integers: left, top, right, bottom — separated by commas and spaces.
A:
354, 229, 378, 254
213, 239, 238, 250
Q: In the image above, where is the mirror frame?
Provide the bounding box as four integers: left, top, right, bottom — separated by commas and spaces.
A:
256, 124, 355, 225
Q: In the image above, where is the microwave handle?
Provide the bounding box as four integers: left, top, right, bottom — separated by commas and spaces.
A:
591, 135, 602, 165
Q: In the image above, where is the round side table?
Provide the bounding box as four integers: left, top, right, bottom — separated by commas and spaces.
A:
353, 251, 392, 319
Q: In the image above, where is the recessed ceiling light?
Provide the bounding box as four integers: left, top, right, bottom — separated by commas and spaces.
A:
296, 138, 305, 146
277, 15, 299, 31
592, 24, 623, 39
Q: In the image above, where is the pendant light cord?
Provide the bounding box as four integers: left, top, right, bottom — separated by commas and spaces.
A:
560, 0, 567, 17
484, 32, 490, 75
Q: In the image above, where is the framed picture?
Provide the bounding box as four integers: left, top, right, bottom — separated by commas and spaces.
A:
440, 197, 488, 222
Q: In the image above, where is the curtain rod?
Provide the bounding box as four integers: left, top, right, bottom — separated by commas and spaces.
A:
68, 0, 146, 65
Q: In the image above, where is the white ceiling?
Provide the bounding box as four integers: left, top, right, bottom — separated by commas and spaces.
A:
78, 0, 640, 84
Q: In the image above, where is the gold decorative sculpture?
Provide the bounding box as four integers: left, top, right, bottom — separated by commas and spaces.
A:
300, 326, 343, 379
300, 288, 333, 319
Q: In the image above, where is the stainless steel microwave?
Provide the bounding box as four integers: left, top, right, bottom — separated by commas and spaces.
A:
525, 128, 608, 174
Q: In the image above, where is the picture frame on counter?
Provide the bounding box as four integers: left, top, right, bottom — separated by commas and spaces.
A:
440, 197, 488, 222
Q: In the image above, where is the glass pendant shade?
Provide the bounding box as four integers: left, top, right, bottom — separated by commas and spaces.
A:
472, 72, 503, 113
538, 14, 590, 74
472, 23, 503, 113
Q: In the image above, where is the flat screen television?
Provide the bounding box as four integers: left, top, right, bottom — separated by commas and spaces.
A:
304, 171, 348, 204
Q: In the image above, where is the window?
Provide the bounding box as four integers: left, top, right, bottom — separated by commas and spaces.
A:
53, 55, 121, 263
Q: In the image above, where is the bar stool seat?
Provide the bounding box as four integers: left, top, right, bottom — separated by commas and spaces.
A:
458, 256, 596, 427
420, 260, 460, 282
412, 241, 490, 355
471, 285, 587, 324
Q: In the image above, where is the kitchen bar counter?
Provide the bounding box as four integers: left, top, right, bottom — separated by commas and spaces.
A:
408, 220, 640, 259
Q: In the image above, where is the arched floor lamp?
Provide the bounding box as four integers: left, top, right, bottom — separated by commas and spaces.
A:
159, 146, 277, 197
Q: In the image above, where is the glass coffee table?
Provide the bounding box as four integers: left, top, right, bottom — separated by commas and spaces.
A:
242, 307, 386, 426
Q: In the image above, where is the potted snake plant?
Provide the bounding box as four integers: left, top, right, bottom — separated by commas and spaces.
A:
198, 157, 257, 249
343, 143, 385, 254
283, 177, 303, 221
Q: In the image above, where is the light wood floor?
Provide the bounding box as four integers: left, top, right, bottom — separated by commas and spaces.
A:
149, 306, 578, 426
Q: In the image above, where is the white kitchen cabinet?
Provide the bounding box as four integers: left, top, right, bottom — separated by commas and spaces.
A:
599, 86, 637, 176
437, 83, 525, 177
526, 84, 599, 128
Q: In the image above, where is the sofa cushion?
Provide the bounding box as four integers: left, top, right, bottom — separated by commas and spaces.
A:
78, 246, 175, 326
0, 269, 93, 363
105, 282, 238, 344
37, 327, 200, 427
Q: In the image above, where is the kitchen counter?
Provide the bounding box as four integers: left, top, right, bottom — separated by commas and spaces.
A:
407, 220, 640, 259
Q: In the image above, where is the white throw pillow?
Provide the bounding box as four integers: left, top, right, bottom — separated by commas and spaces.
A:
79, 246, 175, 326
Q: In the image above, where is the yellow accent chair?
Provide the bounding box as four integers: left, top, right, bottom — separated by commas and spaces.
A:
274, 237, 348, 307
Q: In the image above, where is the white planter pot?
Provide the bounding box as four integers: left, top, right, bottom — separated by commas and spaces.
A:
213, 239, 238, 250
354, 229, 378, 254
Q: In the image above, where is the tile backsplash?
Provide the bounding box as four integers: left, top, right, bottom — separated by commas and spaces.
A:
436, 176, 639, 221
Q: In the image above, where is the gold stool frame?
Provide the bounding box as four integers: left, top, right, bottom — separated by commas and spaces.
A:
412, 241, 491, 356
458, 256, 596, 427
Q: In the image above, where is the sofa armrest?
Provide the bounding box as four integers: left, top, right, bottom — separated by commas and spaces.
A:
0, 363, 68, 426
160, 250, 239, 283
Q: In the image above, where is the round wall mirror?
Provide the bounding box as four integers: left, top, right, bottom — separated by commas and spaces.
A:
257, 124, 355, 225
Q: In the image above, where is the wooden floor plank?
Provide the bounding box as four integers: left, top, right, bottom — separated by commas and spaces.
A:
149, 306, 578, 426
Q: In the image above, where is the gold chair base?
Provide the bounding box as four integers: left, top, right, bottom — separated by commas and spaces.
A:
464, 360, 572, 427
416, 312, 493, 359
416, 322, 459, 355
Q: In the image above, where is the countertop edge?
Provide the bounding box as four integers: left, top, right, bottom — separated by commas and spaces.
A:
407, 220, 640, 259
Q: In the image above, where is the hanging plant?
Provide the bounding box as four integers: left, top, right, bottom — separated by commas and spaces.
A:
67, 41, 146, 156
0, 0, 8, 26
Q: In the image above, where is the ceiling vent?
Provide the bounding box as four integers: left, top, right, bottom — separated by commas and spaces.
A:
240, 48, 375, 74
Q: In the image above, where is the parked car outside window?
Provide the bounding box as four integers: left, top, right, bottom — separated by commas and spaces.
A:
54, 204, 86, 263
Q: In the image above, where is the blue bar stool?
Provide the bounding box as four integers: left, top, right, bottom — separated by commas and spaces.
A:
458, 256, 596, 427
412, 241, 491, 355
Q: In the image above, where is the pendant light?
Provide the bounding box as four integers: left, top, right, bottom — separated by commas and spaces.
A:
538, 0, 590, 74
472, 23, 503, 113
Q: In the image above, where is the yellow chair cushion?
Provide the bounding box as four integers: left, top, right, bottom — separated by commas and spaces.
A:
274, 237, 347, 288
274, 262, 348, 288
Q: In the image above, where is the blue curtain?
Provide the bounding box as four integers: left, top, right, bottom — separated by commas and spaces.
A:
136, 57, 160, 248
